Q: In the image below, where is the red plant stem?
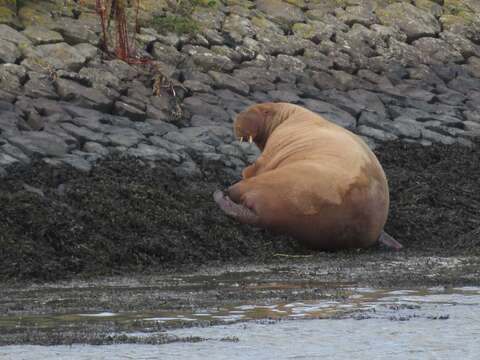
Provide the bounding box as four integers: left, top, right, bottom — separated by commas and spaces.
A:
96, 0, 109, 52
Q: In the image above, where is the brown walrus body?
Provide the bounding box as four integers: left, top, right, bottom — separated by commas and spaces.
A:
214, 102, 401, 250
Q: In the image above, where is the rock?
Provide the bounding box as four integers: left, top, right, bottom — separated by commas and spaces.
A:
331, 70, 369, 92
22, 42, 86, 72
1, 142, 30, 163
0, 39, 20, 63
182, 45, 235, 73
107, 128, 145, 147
209, 70, 250, 96
464, 57, 480, 78
464, 110, 480, 123
114, 101, 147, 122
74, 43, 98, 61
151, 42, 183, 65
78, 66, 123, 92
335, 6, 378, 27
8, 131, 69, 157
216, 89, 254, 115
22, 26, 63, 45
103, 60, 138, 81
317, 89, 365, 117
391, 116, 423, 139
301, 98, 357, 130
418, 114, 464, 128
174, 160, 202, 178
164, 131, 215, 154
60, 154, 92, 172
51, 18, 99, 46
149, 136, 186, 153
356, 125, 398, 142
56, 79, 113, 112
380, 38, 427, 67
393, 84, 436, 102
448, 76, 480, 94
183, 80, 212, 93
303, 49, 333, 71
413, 0, 443, 18
2, 117, 23, 137
256, 0, 305, 29
217, 143, 244, 159
268, 90, 300, 103
182, 96, 229, 121
463, 121, 480, 134
180, 127, 219, 147
348, 89, 387, 117
24, 72, 58, 99
407, 65, 445, 86
441, 31, 480, 59
211, 45, 243, 64
0, 100, 13, 111
256, 32, 311, 56
376, 3, 441, 41
0, 24, 31, 46
0, 152, 19, 167
233, 67, 277, 93
292, 21, 335, 44
421, 128, 456, 145
60, 122, 106, 144
203, 29, 224, 46
127, 143, 181, 162
223, 14, 256, 43
146, 119, 178, 135
0, 1, 18, 27
412, 37, 463, 64
436, 90, 467, 106
83, 141, 109, 157
270, 54, 306, 73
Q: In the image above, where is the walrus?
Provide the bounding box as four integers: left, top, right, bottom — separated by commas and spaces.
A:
213, 102, 402, 251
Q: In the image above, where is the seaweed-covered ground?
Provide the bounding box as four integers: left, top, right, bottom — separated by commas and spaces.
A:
0, 140, 479, 282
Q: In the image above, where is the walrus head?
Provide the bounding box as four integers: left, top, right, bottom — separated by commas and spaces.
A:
234, 103, 296, 150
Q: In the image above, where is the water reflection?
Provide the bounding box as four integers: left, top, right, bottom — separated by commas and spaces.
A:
1, 286, 480, 359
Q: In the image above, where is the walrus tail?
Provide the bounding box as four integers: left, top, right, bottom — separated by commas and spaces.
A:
378, 231, 403, 251
213, 190, 259, 225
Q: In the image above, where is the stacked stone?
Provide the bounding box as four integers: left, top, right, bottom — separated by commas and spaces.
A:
0, 0, 479, 177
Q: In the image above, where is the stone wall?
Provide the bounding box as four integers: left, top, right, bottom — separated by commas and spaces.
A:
0, 0, 479, 176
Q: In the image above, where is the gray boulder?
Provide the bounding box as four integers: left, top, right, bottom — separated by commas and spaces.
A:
0, 39, 20, 64
301, 98, 357, 130
56, 79, 113, 112
256, 0, 305, 29
8, 131, 69, 157
376, 3, 441, 41
22, 26, 63, 45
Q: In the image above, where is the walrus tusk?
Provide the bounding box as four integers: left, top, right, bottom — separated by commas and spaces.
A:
239, 136, 244, 143
248, 135, 253, 144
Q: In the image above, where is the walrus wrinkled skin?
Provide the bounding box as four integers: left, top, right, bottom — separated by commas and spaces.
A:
214, 102, 402, 251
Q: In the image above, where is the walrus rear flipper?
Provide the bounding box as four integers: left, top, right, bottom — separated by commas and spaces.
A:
214, 190, 259, 225
378, 231, 403, 251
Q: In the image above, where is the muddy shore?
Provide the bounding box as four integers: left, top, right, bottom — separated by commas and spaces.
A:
1, 139, 479, 283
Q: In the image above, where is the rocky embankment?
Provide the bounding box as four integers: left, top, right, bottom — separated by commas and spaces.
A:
0, 0, 479, 176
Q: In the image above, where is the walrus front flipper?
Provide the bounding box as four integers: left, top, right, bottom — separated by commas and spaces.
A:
213, 190, 259, 225
378, 231, 403, 251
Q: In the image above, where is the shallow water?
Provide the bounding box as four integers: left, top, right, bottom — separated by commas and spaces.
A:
1, 286, 480, 359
